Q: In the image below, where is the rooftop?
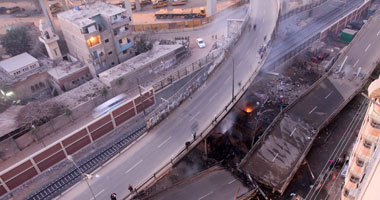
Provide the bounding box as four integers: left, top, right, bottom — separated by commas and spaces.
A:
0, 53, 38, 73
48, 60, 88, 81
47, 78, 105, 109
99, 44, 183, 86
57, 2, 127, 27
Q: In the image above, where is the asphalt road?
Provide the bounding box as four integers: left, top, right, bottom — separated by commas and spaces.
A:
147, 166, 248, 200
58, 0, 279, 199
263, 0, 364, 71
239, 8, 380, 194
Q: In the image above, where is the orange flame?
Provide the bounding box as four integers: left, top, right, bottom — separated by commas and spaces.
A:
245, 106, 254, 113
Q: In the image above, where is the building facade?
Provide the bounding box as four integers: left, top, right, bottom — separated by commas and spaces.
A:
57, 2, 134, 77
0, 53, 40, 78
341, 78, 380, 200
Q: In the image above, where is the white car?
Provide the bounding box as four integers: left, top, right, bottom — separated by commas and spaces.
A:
196, 38, 206, 48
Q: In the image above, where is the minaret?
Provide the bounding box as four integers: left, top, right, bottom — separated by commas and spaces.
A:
39, 19, 62, 60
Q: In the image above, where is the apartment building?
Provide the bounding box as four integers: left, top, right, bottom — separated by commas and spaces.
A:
341, 78, 380, 200
57, 2, 134, 76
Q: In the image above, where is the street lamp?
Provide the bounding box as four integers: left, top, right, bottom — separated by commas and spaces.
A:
223, 48, 235, 102
67, 155, 97, 200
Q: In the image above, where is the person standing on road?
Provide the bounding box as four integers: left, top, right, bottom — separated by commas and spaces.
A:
110, 192, 117, 200
128, 184, 134, 193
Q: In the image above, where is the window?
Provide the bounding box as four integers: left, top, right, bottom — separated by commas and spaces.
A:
39, 82, 45, 88
86, 35, 101, 48
349, 175, 360, 183
356, 158, 364, 167
363, 139, 372, 149
108, 51, 112, 55
123, 50, 127, 54
343, 189, 349, 197
105, 39, 109, 43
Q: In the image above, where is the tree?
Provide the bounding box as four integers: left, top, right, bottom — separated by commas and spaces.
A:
1, 27, 32, 56
16, 101, 64, 129
134, 34, 153, 55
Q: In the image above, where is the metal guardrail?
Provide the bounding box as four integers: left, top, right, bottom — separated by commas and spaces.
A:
26, 126, 147, 200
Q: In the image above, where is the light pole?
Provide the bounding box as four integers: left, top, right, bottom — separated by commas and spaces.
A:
224, 49, 235, 101
67, 155, 96, 200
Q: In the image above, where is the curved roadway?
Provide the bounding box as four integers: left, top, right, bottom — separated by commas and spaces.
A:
59, 0, 279, 199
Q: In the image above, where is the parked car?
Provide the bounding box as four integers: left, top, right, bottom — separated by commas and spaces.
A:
196, 38, 205, 48
6, 6, 20, 14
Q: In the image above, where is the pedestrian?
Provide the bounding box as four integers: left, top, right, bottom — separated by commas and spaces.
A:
212, 34, 214, 40
110, 192, 117, 200
192, 131, 196, 140
128, 184, 134, 193
215, 34, 217, 40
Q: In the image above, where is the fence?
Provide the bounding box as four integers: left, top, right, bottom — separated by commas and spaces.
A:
279, 0, 328, 21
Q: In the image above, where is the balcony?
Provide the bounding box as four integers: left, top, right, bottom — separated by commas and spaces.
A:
117, 41, 133, 52
111, 15, 130, 29
356, 141, 371, 161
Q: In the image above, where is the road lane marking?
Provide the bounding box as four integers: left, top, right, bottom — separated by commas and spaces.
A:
365, 44, 371, 52
228, 179, 236, 184
272, 153, 279, 162
353, 59, 359, 68
325, 91, 333, 99
199, 191, 214, 200
377, 29, 380, 36
290, 128, 296, 137
190, 111, 201, 121
209, 93, 218, 102
158, 136, 172, 148
125, 160, 143, 174
309, 106, 317, 114
89, 189, 104, 200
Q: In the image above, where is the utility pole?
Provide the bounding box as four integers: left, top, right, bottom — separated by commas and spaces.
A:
137, 78, 147, 116
67, 156, 96, 200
